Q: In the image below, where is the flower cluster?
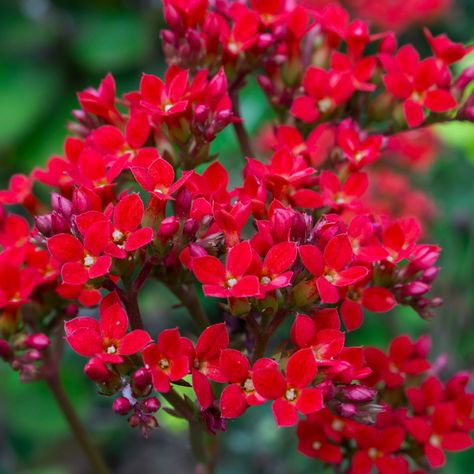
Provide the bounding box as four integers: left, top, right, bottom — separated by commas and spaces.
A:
0, 1, 473, 473
297, 335, 473, 472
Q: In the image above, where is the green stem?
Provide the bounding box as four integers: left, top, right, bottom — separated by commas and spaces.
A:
44, 373, 110, 474
166, 282, 210, 331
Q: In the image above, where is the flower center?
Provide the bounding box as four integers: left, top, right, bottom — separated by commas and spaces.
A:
430, 434, 442, 447
368, 447, 378, 459
164, 104, 173, 112
106, 345, 117, 354
112, 229, 125, 243
285, 388, 297, 401
318, 98, 333, 114
227, 278, 238, 288
312, 441, 321, 450
243, 378, 254, 392
83, 255, 96, 267
331, 419, 344, 431
159, 358, 170, 369
260, 276, 271, 285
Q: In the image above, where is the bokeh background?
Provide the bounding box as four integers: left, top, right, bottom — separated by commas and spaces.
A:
0, 0, 473, 473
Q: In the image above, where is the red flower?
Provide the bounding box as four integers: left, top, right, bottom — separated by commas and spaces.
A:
406, 403, 473, 468
65, 302, 151, 363
383, 45, 457, 127
190, 323, 229, 409
349, 425, 406, 474
291, 67, 354, 123
337, 125, 383, 170
132, 155, 192, 201
424, 28, 474, 65
192, 241, 260, 298
47, 226, 112, 285
109, 193, 153, 256
0, 258, 38, 309
142, 328, 190, 393
219, 349, 274, 418
252, 349, 323, 427
299, 234, 369, 303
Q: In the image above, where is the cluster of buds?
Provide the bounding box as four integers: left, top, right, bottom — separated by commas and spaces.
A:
0, 1, 473, 473
297, 335, 473, 472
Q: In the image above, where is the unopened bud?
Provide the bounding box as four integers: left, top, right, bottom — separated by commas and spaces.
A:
402, 281, 429, 297
128, 413, 141, 428
84, 357, 112, 383
51, 193, 73, 218
113, 396, 132, 415
24, 333, 50, 351
72, 189, 91, 214
175, 187, 192, 218
143, 397, 161, 413
339, 385, 376, 403
132, 368, 151, 391
35, 215, 53, 237
158, 216, 179, 238
0, 339, 12, 360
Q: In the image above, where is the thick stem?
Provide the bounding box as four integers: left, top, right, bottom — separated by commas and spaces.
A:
167, 283, 210, 331
44, 373, 110, 474
231, 93, 254, 158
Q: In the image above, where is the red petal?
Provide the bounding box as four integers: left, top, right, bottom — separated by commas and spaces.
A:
291, 96, 320, 123
119, 330, 151, 355
126, 109, 150, 149
150, 368, 171, 393
64, 317, 99, 337
88, 255, 111, 279
263, 242, 297, 275
227, 241, 253, 277
286, 348, 318, 388
442, 432, 473, 451
333, 266, 368, 286
425, 443, 446, 468
252, 367, 286, 400
158, 328, 182, 358
343, 172, 368, 197
362, 287, 397, 312
340, 299, 364, 331
316, 276, 340, 303
406, 417, 431, 442
229, 275, 260, 298
424, 89, 457, 113
100, 303, 128, 339
272, 399, 299, 427
404, 99, 425, 128
66, 327, 103, 357
84, 220, 110, 256
192, 256, 226, 285
299, 245, 324, 276
220, 384, 248, 419
196, 323, 229, 362
290, 314, 317, 348
219, 348, 250, 383
192, 369, 213, 409
125, 227, 153, 252
324, 234, 353, 271
296, 388, 324, 415
169, 355, 190, 381
114, 193, 144, 232
62, 262, 89, 285
48, 234, 83, 262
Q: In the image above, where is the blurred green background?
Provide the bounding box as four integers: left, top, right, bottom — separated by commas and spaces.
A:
0, 0, 473, 473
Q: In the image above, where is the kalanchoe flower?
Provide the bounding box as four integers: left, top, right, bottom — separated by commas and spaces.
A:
192, 241, 261, 298
252, 349, 324, 427
142, 328, 190, 392
65, 302, 151, 363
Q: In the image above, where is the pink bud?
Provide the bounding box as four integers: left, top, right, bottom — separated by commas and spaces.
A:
143, 397, 161, 413
84, 357, 112, 383
161, 30, 177, 46
51, 193, 73, 218
72, 189, 91, 214
24, 349, 42, 362
0, 339, 12, 360
132, 368, 151, 391
25, 333, 50, 351
158, 216, 179, 238
113, 397, 132, 415
183, 219, 199, 236
175, 188, 192, 218
402, 281, 429, 297
187, 243, 208, 258
164, 4, 183, 31
128, 414, 141, 428
340, 385, 376, 402
51, 211, 70, 234
35, 215, 53, 237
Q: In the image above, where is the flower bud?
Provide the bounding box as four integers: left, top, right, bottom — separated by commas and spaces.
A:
132, 368, 151, 391
24, 333, 50, 351
24, 349, 42, 362
51, 211, 70, 234
183, 218, 199, 236
51, 193, 73, 218
128, 413, 141, 428
35, 215, 53, 237
158, 216, 180, 238
113, 397, 132, 415
161, 30, 176, 46
164, 4, 183, 31
401, 281, 429, 297
84, 357, 112, 383
175, 187, 192, 218
72, 189, 91, 214
143, 397, 161, 413
339, 385, 376, 403
0, 339, 12, 360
